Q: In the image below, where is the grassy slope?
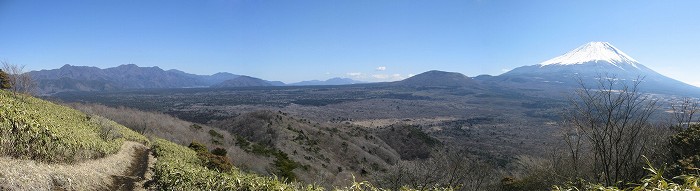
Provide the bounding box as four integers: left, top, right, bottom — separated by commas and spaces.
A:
151, 138, 325, 190
0, 90, 148, 163
0, 90, 150, 190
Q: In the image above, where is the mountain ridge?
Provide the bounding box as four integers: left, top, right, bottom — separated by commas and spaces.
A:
29, 64, 242, 94
27, 42, 700, 97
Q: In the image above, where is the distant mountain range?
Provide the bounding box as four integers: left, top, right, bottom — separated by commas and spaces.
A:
29, 64, 367, 95
29, 64, 240, 94
29, 42, 700, 97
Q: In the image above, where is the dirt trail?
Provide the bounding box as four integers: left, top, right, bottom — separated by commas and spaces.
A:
0, 141, 153, 191
110, 145, 153, 191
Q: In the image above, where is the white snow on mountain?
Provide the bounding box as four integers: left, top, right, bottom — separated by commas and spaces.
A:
539, 42, 640, 69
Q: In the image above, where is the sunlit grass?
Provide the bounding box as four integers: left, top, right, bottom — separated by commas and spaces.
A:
0, 90, 148, 163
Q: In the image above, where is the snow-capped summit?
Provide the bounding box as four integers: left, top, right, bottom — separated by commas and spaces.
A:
539, 42, 640, 69
499, 41, 700, 96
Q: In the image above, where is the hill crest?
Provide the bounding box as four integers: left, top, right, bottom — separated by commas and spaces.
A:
394, 70, 475, 87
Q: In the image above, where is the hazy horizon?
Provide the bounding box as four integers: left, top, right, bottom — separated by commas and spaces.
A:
2, 0, 699, 85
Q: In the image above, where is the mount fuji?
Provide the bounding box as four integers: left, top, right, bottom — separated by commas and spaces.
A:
496, 42, 700, 96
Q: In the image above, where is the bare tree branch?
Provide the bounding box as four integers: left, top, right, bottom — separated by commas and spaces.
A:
563, 73, 658, 186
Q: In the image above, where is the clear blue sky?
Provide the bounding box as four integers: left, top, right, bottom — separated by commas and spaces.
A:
1, 0, 699, 84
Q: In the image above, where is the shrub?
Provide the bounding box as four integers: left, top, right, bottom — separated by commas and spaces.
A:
190, 124, 203, 130
200, 151, 233, 172
188, 141, 233, 172
211, 147, 228, 156
209, 129, 224, 139
272, 151, 298, 182
188, 141, 208, 153
669, 124, 700, 176
553, 157, 700, 191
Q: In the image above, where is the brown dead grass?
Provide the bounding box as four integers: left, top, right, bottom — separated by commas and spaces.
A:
0, 141, 146, 191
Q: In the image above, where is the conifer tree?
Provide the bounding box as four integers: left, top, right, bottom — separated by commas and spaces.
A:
0, 69, 11, 89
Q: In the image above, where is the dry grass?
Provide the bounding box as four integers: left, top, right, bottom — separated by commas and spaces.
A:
0, 141, 147, 190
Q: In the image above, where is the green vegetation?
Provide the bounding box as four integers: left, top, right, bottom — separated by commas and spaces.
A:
0, 90, 148, 163
151, 138, 322, 190
0, 69, 10, 89
272, 151, 299, 182
209, 129, 224, 145
553, 158, 700, 191
211, 147, 228, 156
669, 124, 700, 176
209, 129, 224, 139
235, 135, 301, 181
190, 123, 203, 130
188, 141, 233, 172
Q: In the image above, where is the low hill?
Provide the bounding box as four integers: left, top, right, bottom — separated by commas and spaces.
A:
210, 76, 275, 88
393, 70, 476, 87
211, 110, 408, 186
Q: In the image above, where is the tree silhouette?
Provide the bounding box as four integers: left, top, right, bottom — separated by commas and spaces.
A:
0, 69, 10, 89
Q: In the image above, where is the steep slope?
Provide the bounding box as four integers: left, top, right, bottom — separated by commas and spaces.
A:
498, 42, 700, 96
0, 90, 149, 190
393, 70, 476, 87
540, 42, 640, 67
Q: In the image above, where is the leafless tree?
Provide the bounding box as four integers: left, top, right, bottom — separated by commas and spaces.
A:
561, 123, 584, 178
565, 74, 658, 186
1, 61, 35, 96
377, 150, 494, 191
670, 97, 699, 130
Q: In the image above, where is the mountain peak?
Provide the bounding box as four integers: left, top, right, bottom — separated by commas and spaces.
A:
539, 42, 639, 68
